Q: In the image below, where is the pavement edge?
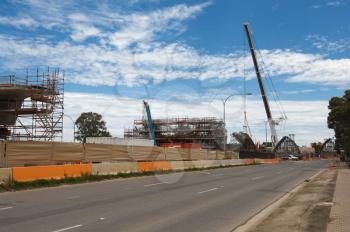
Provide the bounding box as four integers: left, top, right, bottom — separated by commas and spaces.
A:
232, 168, 326, 232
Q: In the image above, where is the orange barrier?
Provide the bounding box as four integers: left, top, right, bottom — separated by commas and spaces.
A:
12, 164, 92, 182
262, 159, 281, 164
244, 159, 255, 165
137, 161, 171, 172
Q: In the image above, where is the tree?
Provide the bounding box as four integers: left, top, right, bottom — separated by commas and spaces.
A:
311, 142, 323, 154
328, 90, 350, 158
75, 112, 111, 143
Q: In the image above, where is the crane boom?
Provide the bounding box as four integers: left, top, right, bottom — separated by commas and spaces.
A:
243, 22, 278, 147
143, 100, 158, 146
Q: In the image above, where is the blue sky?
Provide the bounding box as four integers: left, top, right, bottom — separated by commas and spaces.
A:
1, 0, 349, 145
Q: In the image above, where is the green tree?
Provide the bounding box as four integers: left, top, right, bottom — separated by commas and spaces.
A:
328, 90, 350, 158
311, 142, 323, 154
75, 112, 111, 143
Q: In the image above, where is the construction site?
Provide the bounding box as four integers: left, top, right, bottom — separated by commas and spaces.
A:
0, 23, 331, 165
0, 67, 64, 141
124, 101, 225, 149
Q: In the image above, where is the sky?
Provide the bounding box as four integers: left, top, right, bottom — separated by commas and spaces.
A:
1, 0, 349, 146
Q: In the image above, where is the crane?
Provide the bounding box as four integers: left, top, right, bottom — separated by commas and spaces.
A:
243, 22, 278, 148
143, 100, 158, 146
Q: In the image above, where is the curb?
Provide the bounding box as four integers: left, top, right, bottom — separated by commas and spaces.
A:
232, 169, 326, 232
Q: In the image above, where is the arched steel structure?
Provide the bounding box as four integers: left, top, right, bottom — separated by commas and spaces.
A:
273, 136, 300, 154
232, 132, 257, 151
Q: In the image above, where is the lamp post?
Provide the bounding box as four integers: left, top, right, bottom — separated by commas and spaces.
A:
222, 92, 252, 157
64, 114, 76, 143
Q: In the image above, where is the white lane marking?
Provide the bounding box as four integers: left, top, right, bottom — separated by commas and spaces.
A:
144, 182, 168, 187
52, 224, 82, 232
199, 171, 211, 175
67, 195, 80, 200
276, 171, 282, 174
252, 176, 264, 180
100, 217, 105, 221
212, 173, 224, 177
0, 206, 13, 210
197, 187, 219, 194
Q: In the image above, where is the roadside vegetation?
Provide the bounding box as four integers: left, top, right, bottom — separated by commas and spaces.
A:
328, 90, 350, 161
75, 112, 111, 143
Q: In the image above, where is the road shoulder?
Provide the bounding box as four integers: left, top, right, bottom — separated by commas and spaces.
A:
234, 168, 337, 232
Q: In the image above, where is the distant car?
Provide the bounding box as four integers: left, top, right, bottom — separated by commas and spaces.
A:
288, 155, 299, 161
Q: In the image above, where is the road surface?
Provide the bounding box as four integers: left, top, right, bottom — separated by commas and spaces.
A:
0, 160, 326, 232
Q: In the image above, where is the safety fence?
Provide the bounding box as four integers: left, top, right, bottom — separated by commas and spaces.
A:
0, 141, 237, 168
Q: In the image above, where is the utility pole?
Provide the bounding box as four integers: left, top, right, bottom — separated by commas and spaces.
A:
222, 92, 252, 157
64, 114, 76, 143
243, 22, 278, 147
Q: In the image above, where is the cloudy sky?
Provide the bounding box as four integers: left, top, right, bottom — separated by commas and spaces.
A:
1, 0, 349, 146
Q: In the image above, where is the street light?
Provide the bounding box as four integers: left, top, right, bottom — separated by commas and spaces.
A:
222, 92, 252, 157
64, 114, 76, 143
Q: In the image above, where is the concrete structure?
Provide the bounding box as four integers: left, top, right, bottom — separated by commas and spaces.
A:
0, 68, 64, 141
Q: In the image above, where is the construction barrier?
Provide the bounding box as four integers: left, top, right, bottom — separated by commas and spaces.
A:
262, 159, 281, 164
137, 161, 172, 172
244, 159, 255, 165
12, 164, 92, 182
0, 158, 281, 183
0, 168, 11, 183
0, 141, 238, 168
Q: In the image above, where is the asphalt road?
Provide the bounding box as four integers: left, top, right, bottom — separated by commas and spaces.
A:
0, 160, 327, 232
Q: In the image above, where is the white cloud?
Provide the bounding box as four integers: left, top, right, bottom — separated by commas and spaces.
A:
70, 23, 101, 41
108, 2, 212, 49
63, 92, 333, 146
306, 34, 350, 53
326, 1, 343, 6
0, 1, 349, 88
0, 16, 39, 28
1, 34, 349, 88
281, 89, 315, 95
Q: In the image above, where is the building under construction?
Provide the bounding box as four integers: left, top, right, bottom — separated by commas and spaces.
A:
124, 101, 225, 149
125, 117, 225, 149
0, 67, 64, 141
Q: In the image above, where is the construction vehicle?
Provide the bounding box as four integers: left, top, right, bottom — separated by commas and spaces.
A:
143, 100, 158, 146
243, 22, 279, 148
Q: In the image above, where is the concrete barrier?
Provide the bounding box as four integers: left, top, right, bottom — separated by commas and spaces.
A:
92, 162, 139, 175
0, 168, 11, 183
169, 159, 245, 170
261, 158, 281, 164
12, 164, 92, 182
137, 161, 172, 172
4, 158, 281, 183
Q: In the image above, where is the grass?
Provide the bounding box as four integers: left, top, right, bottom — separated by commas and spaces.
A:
0, 163, 258, 191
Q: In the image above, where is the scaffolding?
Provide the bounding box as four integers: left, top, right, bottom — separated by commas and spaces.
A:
0, 67, 64, 141
124, 117, 225, 149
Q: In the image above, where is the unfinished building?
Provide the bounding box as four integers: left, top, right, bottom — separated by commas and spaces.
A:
124, 117, 225, 149
0, 67, 64, 141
